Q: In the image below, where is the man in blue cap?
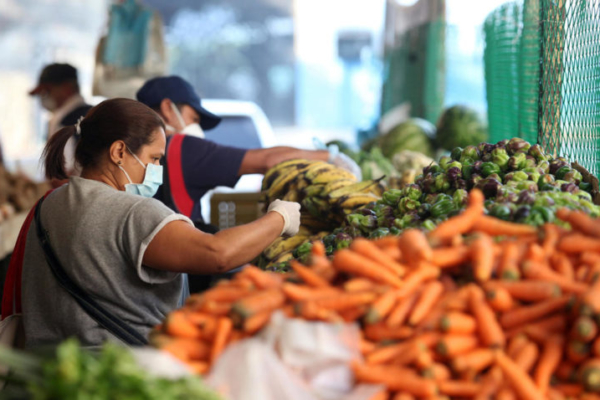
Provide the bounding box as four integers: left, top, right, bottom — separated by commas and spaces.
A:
137, 75, 361, 230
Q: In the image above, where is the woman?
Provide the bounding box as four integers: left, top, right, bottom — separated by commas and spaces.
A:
17, 98, 301, 348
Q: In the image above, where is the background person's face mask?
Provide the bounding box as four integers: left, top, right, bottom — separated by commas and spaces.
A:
170, 103, 205, 138
40, 92, 58, 112
118, 148, 163, 197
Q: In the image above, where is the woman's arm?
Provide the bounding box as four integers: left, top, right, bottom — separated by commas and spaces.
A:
143, 211, 285, 274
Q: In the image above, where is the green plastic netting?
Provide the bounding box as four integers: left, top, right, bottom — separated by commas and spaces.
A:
484, 0, 600, 175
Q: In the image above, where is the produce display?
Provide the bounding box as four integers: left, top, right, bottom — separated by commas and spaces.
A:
0, 339, 221, 400
390, 150, 436, 187
154, 190, 600, 399
435, 105, 488, 151
0, 165, 50, 222
362, 117, 436, 158
257, 159, 384, 270
349, 137, 600, 238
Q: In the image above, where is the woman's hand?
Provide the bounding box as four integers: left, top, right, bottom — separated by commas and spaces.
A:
267, 200, 301, 236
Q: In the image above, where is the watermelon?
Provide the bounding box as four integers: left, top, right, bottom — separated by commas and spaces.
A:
378, 118, 436, 158
435, 105, 488, 150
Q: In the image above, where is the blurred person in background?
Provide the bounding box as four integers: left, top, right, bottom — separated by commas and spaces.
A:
29, 63, 92, 179
137, 76, 361, 293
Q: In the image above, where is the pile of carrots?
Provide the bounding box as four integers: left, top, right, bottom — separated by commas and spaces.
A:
152, 188, 600, 399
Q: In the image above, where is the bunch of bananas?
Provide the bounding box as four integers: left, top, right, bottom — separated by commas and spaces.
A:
258, 159, 385, 270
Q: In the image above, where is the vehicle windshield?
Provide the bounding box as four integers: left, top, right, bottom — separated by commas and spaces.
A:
204, 115, 262, 149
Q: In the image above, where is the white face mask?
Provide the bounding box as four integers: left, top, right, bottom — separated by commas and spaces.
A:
170, 103, 205, 139
41, 93, 58, 112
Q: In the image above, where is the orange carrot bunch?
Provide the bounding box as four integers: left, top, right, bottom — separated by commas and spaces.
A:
153, 189, 600, 399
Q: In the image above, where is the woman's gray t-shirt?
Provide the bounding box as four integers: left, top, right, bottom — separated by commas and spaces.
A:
21, 177, 193, 348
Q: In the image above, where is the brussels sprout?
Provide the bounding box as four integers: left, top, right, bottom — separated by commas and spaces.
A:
358, 208, 377, 216
517, 190, 536, 205
389, 227, 402, 235
563, 169, 583, 184
489, 204, 512, 220
549, 159, 568, 174
508, 153, 527, 171
496, 139, 509, 148
434, 173, 451, 192
448, 161, 462, 171
454, 179, 467, 190
369, 228, 390, 239
451, 147, 463, 161
506, 170, 529, 182
359, 215, 377, 230
491, 147, 510, 171
538, 174, 555, 186
482, 153, 493, 162
462, 164, 475, 180
398, 197, 420, 214
524, 156, 537, 169
453, 189, 468, 208
403, 184, 423, 201
295, 242, 313, 258
528, 144, 546, 161
580, 181, 592, 192
461, 145, 480, 163
555, 166, 572, 180
578, 191, 592, 201
487, 173, 503, 183
516, 180, 538, 192
439, 156, 453, 171
507, 138, 531, 155
496, 187, 519, 203
376, 205, 396, 228
417, 202, 432, 218
423, 164, 443, 175
481, 161, 501, 177
420, 174, 437, 194
477, 142, 491, 155
424, 193, 440, 204
533, 194, 555, 208
472, 160, 484, 174
346, 214, 363, 228
469, 174, 484, 188
335, 232, 354, 249
430, 198, 455, 218
446, 166, 462, 183
514, 205, 531, 222
561, 182, 579, 193
538, 160, 550, 173
400, 212, 421, 228
422, 219, 437, 231
382, 189, 403, 206
526, 206, 554, 225
525, 171, 541, 184
476, 178, 502, 198
461, 157, 476, 167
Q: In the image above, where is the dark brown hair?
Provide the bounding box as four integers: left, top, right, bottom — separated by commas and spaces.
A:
43, 98, 165, 180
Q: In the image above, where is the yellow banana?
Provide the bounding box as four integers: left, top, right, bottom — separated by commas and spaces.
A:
263, 234, 309, 260
262, 159, 315, 191
321, 179, 357, 196
300, 214, 332, 232
303, 162, 338, 182
268, 166, 311, 200
282, 190, 300, 202
327, 177, 384, 200
310, 168, 357, 185
336, 193, 380, 210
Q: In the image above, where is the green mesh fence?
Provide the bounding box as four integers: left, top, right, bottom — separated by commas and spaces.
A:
484, 0, 600, 175
381, 19, 446, 124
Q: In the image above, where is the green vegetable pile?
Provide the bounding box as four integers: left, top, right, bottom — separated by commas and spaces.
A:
0, 339, 221, 400
345, 138, 600, 237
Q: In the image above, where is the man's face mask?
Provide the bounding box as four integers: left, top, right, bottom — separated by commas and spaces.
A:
40, 92, 58, 112
118, 148, 163, 198
169, 103, 205, 139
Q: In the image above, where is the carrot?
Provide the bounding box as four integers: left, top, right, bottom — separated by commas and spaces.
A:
332, 249, 403, 288
559, 233, 600, 253
494, 350, 545, 400
551, 252, 575, 280
577, 266, 591, 283
372, 235, 400, 249
438, 381, 482, 397
232, 288, 286, 318
430, 245, 470, 269
486, 287, 515, 312
452, 348, 495, 373
428, 189, 484, 243
485, 280, 561, 302
351, 362, 437, 397
161, 338, 211, 361
187, 361, 209, 375
381, 245, 402, 262
566, 340, 590, 365
363, 323, 414, 342
391, 394, 415, 400
414, 349, 433, 369
439, 312, 477, 334
398, 229, 433, 267
210, 317, 233, 363
310, 255, 336, 281
571, 315, 598, 343
393, 340, 427, 366
472, 215, 538, 237
507, 334, 530, 359
558, 208, 600, 237
472, 234, 495, 282
281, 282, 339, 302
408, 281, 444, 326
366, 342, 409, 365
581, 278, 600, 314
188, 287, 249, 305
470, 286, 505, 348
290, 260, 330, 288
365, 290, 399, 324
522, 261, 588, 294
344, 278, 375, 292
534, 335, 563, 393
360, 338, 376, 355
498, 242, 522, 280
555, 361, 577, 382
396, 265, 440, 298
422, 363, 451, 382
199, 300, 232, 316
311, 240, 326, 257
496, 387, 517, 400
553, 383, 584, 397
499, 295, 570, 329
386, 291, 419, 328
164, 310, 202, 339
239, 266, 283, 289
351, 238, 406, 277
309, 291, 376, 311
521, 314, 567, 342
578, 359, 600, 392
581, 251, 600, 267
242, 310, 272, 334
474, 367, 503, 400
593, 336, 600, 357
436, 334, 479, 357
295, 301, 340, 322
368, 390, 389, 400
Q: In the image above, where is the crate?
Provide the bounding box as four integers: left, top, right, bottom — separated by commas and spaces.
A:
210, 192, 265, 229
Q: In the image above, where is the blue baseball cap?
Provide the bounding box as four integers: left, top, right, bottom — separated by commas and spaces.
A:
136, 76, 221, 130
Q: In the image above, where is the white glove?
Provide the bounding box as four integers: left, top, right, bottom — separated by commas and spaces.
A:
328, 149, 363, 181
267, 199, 301, 236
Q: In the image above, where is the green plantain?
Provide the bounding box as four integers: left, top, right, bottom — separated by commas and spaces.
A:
335, 193, 380, 210
302, 184, 326, 198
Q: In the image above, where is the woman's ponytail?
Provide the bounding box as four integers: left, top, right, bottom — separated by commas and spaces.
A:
42, 125, 77, 180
